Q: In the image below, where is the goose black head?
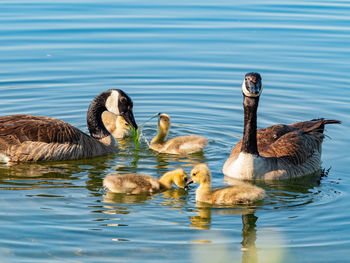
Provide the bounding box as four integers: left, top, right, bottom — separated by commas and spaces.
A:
106, 89, 138, 130
242, 72, 262, 98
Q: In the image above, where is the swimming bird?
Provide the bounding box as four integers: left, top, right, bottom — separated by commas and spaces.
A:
102, 111, 132, 139
0, 89, 137, 163
186, 163, 265, 205
103, 168, 189, 194
222, 72, 340, 180
150, 113, 207, 155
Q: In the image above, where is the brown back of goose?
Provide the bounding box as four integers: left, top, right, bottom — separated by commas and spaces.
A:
228, 118, 340, 165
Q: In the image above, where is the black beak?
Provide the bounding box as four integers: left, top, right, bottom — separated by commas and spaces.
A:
122, 110, 138, 130
248, 81, 260, 94
185, 179, 193, 188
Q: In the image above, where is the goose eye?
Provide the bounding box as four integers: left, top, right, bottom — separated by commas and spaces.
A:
192, 172, 197, 177
184, 177, 188, 182
120, 97, 127, 104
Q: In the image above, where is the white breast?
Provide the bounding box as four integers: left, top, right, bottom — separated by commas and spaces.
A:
223, 152, 269, 180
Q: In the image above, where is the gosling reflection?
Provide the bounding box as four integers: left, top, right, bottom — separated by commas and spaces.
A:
190, 206, 260, 263
190, 206, 211, 230
161, 188, 189, 208
154, 151, 206, 170
103, 191, 152, 205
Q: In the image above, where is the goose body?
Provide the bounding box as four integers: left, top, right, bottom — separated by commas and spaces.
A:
150, 113, 207, 155
103, 168, 189, 194
186, 164, 265, 205
102, 111, 132, 139
0, 89, 137, 164
222, 73, 340, 180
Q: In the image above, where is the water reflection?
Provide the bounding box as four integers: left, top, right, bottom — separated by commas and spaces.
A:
0, 155, 114, 192
154, 152, 206, 170
103, 191, 152, 205
241, 213, 259, 263
190, 204, 260, 263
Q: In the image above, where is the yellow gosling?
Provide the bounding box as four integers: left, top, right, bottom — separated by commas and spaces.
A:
102, 111, 131, 139
103, 168, 189, 194
187, 164, 265, 205
150, 113, 207, 155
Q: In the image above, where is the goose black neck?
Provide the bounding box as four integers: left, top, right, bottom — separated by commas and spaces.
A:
87, 91, 111, 139
241, 95, 259, 155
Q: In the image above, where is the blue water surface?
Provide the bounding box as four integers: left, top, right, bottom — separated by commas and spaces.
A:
0, 1, 349, 262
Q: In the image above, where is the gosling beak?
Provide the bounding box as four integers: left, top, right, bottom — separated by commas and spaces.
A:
122, 110, 138, 130
185, 179, 193, 189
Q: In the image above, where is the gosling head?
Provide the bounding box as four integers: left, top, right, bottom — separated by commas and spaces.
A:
116, 115, 131, 130
158, 113, 171, 136
169, 168, 189, 188
186, 163, 211, 187
242, 72, 262, 98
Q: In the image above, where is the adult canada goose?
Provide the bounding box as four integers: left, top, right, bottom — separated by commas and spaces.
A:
102, 111, 132, 139
186, 163, 265, 205
150, 113, 208, 155
0, 89, 137, 164
103, 168, 189, 194
222, 72, 340, 180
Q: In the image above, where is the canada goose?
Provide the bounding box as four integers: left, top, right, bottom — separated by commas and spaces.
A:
186, 163, 265, 205
222, 72, 341, 180
150, 113, 207, 155
102, 111, 131, 139
103, 168, 189, 194
0, 89, 137, 163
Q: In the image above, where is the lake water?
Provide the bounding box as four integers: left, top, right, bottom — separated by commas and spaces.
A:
0, 0, 349, 262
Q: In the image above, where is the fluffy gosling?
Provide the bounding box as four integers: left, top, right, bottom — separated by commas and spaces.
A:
103, 168, 189, 194
102, 111, 132, 139
150, 113, 207, 155
186, 164, 265, 205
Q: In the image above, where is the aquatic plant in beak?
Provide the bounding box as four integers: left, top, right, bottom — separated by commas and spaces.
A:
130, 113, 160, 149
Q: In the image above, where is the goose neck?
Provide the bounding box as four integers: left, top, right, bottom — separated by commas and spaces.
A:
87, 92, 111, 140
241, 95, 259, 155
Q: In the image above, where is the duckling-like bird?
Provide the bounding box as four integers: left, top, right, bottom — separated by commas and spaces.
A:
103, 168, 189, 194
186, 164, 265, 205
0, 89, 137, 164
102, 111, 132, 139
222, 72, 340, 180
150, 113, 207, 155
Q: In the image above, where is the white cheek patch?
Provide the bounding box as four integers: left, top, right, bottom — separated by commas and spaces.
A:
105, 90, 120, 115
242, 81, 262, 97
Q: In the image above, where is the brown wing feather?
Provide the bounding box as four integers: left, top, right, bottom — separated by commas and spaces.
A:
228, 119, 339, 165
0, 114, 84, 146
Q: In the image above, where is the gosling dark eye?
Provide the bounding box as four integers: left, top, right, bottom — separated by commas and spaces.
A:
192, 172, 197, 177
184, 177, 188, 182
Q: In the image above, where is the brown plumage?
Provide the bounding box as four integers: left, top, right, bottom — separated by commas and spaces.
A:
0, 89, 137, 164
103, 169, 189, 194
150, 113, 208, 155
187, 164, 265, 205
227, 119, 340, 165
222, 73, 341, 180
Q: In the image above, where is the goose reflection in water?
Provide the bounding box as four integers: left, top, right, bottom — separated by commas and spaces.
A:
190, 205, 260, 263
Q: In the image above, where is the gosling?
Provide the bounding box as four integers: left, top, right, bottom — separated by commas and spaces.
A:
150, 113, 207, 154
186, 164, 265, 205
103, 168, 189, 194
102, 111, 132, 139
